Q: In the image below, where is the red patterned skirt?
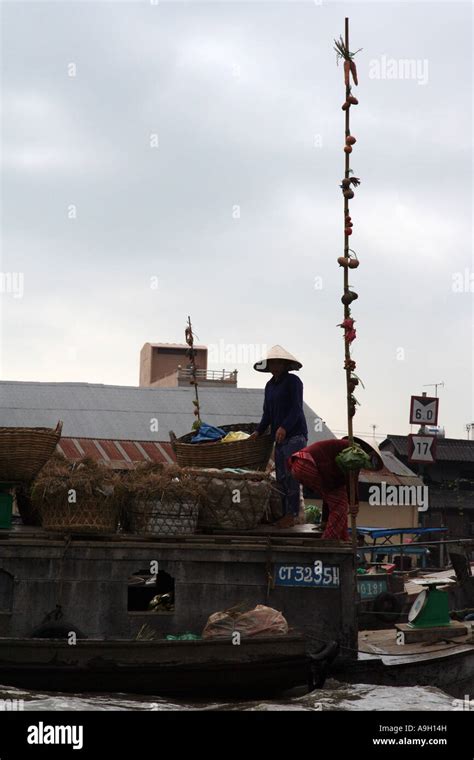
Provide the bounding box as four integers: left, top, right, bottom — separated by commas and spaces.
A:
288, 451, 350, 541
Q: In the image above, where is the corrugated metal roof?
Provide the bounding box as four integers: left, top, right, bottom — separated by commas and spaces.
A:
359, 470, 422, 486
0, 380, 334, 445
359, 452, 423, 487
56, 438, 175, 469
381, 434, 474, 463
54, 437, 424, 483
379, 451, 422, 479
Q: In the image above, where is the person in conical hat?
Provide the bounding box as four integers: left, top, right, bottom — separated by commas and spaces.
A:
249, 345, 307, 528
287, 436, 384, 541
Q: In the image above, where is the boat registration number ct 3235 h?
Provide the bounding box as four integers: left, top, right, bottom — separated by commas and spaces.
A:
274, 562, 340, 588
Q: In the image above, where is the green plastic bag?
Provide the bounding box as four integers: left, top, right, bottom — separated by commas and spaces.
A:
166, 632, 201, 641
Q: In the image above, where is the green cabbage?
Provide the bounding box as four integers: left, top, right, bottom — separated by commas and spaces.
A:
335, 444, 371, 472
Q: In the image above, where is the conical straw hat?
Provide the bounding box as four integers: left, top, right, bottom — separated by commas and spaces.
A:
341, 435, 385, 471
253, 345, 302, 373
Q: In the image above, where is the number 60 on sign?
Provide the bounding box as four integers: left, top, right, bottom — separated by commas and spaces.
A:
409, 395, 439, 426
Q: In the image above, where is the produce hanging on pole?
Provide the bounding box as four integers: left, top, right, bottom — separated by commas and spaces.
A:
185, 316, 202, 430
334, 18, 364, 551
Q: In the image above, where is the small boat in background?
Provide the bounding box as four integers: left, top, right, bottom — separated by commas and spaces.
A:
332, 626, 474, 699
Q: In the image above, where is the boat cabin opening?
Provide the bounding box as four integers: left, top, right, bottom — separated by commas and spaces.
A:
128, 568, 175, 613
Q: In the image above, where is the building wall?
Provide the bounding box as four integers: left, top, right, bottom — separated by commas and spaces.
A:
139, 344, 208, 387
357, 502, 419, 529
152, 372, 179, 388
151, 347, 207, 384
139, 343, 152, 387
424, 509, 473, 538
304, 498, 418, 530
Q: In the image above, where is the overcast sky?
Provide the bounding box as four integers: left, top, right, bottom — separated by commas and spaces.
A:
0, 0, 472, 440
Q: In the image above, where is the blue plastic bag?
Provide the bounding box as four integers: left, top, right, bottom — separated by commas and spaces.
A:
190, 423, 226, 443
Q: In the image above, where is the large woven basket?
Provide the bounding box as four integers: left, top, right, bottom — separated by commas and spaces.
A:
170, 423, 273, 471
0, 422, 63, 483
40, 496, 119, 534
128, 498, 199, 537
186, 468, 272, 531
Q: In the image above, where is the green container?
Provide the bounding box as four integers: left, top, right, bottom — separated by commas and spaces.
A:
0, 493, 13, 529
409, 587, 451, 629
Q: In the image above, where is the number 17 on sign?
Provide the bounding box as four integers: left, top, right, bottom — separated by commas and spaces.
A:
408, 434, 437, 464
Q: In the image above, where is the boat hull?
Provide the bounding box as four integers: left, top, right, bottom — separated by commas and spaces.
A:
332, 637, 474, 699
0, 636, 313, 697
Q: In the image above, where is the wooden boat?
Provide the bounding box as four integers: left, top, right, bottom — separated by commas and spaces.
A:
331, 627, 474, 699
355, 533, 474, 631
0, 635, 337, 697
356, 571, 407, 628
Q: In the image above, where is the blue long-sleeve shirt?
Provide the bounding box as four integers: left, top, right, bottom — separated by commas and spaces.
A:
256, 372, 308, 441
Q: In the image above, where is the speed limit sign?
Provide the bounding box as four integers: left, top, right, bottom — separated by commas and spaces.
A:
409, 395, 439, 426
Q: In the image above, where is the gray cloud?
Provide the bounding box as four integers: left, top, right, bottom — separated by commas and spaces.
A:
1, 0, 472, 438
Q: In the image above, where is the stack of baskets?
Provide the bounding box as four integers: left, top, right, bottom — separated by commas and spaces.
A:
168, 422, 275, 532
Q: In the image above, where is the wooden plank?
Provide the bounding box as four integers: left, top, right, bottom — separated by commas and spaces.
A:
395, 621, 469, 644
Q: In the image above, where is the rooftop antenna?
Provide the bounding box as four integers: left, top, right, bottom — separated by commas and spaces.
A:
422, 381, 445, 398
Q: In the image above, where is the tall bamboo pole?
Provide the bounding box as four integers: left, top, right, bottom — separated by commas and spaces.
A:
185, 316, 202, 428
338, 17, 360, 553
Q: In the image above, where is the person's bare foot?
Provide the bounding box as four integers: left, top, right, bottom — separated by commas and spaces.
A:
275, 514, 296, 529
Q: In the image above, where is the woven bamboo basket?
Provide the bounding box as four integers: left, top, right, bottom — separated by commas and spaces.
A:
185, 468, 272, 531
0, 422, 63, 483
128, 497, 199, 537
170, 423, 273, 471
40, 495, 119, 534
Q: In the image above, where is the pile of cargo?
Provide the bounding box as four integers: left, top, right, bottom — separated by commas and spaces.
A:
28, 455, 274, 536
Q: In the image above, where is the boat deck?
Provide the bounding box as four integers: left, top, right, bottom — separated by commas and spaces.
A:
359, 627, 474, 666
0, 522, 352, 552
